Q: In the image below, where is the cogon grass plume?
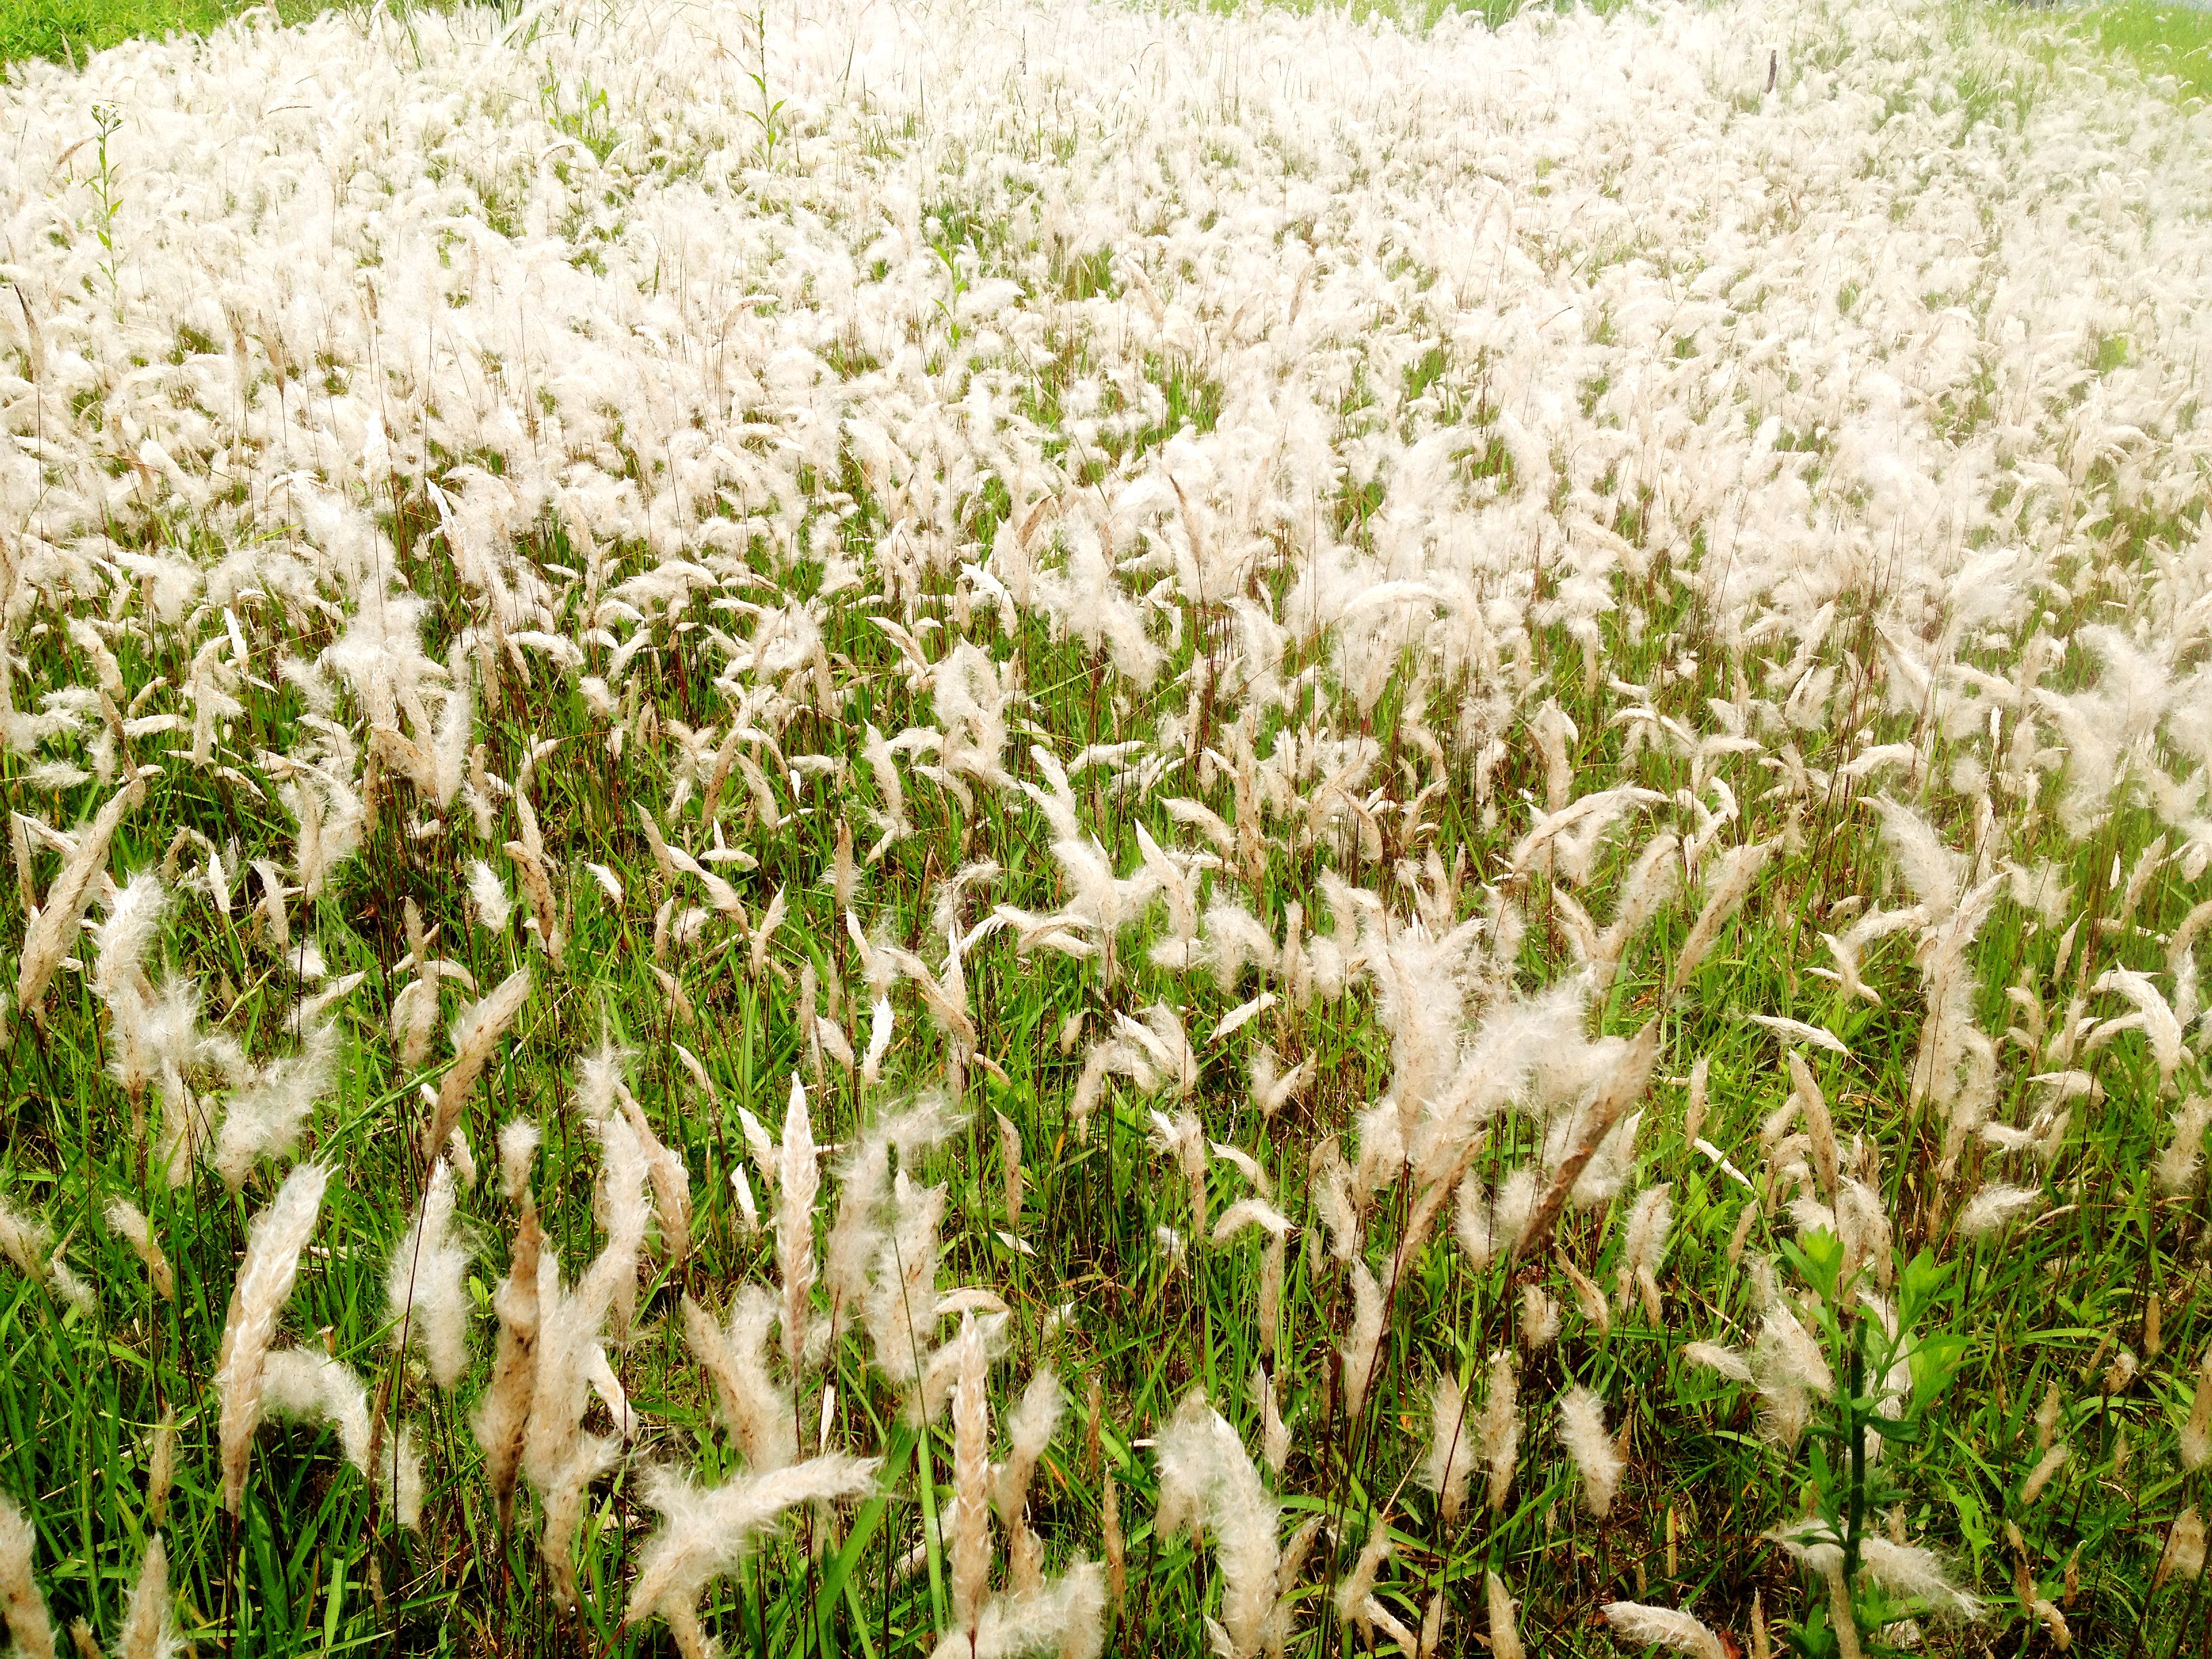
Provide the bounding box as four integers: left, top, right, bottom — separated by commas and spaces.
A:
260, 1349, 423, 1526
776, 1075, 819, 1385
386, 1158, 469, 1389
14, 775, 143, 1019
684, 1286, 795, 1473
1420, 1372, 1474, 1525
1602, 1601, 1728, 1659
924, 1564, 1106, 1659
1333, 1515, 1395, 1641
424, 968, 530, 1161
475, 1183, 541, 1534
951, 1311, 991, 1639
0, 1492, 54, 1659
1558, 1382, 1625, 1519
1485, 1572, 1523, 1659
104, 1201, 172, 1300
144, 1415, 176, 1530
214, 1162, 329, 1516
1154, 1392, 1280, 1659
107, 1534, 173, 1659
626, 1455, 880, 1659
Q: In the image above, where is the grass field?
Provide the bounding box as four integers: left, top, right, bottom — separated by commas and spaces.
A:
2084, 0, 2212, 98
5, 0, 2212, 1656
0, 0, 346, 66
12, 0, 2212, 102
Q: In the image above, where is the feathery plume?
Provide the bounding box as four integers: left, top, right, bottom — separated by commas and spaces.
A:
468, 860, 513, 931
1683, 1056, 1711, 1148
144, 1413, 176, 1529
627, 1455, 879, 1659
387, 1160, 470, 1389
1959, 1183, 2046, 1236
1486, 1571, 1523, 1659
89, 870, 165, 1005
1786, 1053, 1839, 1202
922, 1562, 1106, 1659
113, 1536, 172, 1659
211, 1018, 340, 1191
996, 1368, 1063, 1527
2160, 1509, 2207, 1589
1859, 1536, 1983, 1620
2156, 1098, 2212, 1195
16, 777, 142, 1013
951, 1313, 992, 1637
2022, 1443, 2069, 1505
426, 967, 531, 1160
476, 1198, 541, 1533
1558, 1384, 1624, 1518
1420, 1372, 1474, 1524
1616, 1183, 1674, 1320
1601, 1601, 1727, 1659
1154, 1392, 1278, 1658
778, 1075, 819, 1381
105, 1201, 173, 1300
2184, 1357, 2212, 1471
616, 1083, 691, 1265
497, 1120, 540, 1204
687, 1287, 795, 1473
1515, 1016, 1662, 1259
1339, 1261, 1386, 1418
1669, 840, 1772, 990
1520, 1283, 1561, 1350
1333, 1519, 1391, 1627
0, 1492, 54, 1659
1479, 1351, 1520, 1514
215, 1162, 330, 1515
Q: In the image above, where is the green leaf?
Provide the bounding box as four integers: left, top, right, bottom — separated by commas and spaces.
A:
1898, 1247, 1951, 1328
1783, 1227, 1845, 1305
1910, 1332, 1970, 1413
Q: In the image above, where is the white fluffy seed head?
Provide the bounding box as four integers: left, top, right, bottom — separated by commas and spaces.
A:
1480, 1351, 1521, 1515
1486, 1571, 1523, 1659
1421, 1372, 1475, 1524
497, 1118, 541, 1204
216, 1162, 330, 1515
2163, 1509, 2207, 1588
387, 1158, 471, 1389
91, 869, 166, 1004
1959, 1182, 2046, 1237
1558, 1384, 1624, 1519
106, 1199, 173, 1300
0, 1490, 54, 1659
2157, 1098, 2212, 1195
1519, 1283, 1560, 1350
995, 1368, 1063, 1525
1601, 1601, 1726, 1659
146, 1412, 178, 1529
628, 1454, 880, 1642
951, 1314, 991, 1635
1339, 1260, 1386, 1418
1152, 1392, 1277, 1658
116, 1533, 173, 1659
1858, 1536, 1983, 1620
777, 1075, 819, 1382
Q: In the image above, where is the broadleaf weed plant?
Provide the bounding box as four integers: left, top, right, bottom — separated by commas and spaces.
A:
87, 101, 123, 323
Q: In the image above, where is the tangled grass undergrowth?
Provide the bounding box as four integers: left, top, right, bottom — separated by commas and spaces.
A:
4, 0, 2212, 1654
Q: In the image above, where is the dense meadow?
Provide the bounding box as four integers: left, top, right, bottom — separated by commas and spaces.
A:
2, 0, 2211, 1653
